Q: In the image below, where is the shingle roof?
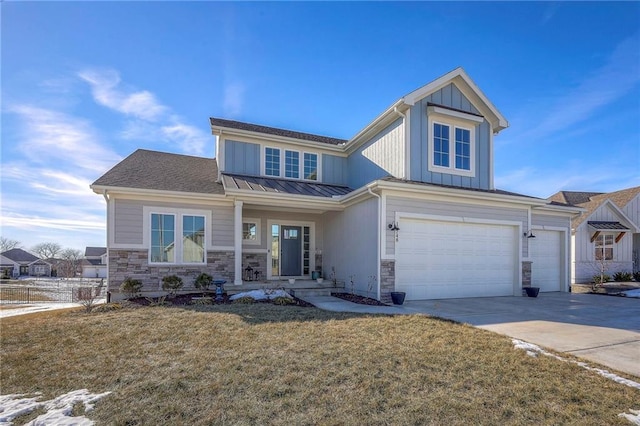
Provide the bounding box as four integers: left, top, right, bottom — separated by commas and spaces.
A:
210, 117, 348, 146
566, 186, 640, 229
82, 258, 105, 266
548, 191, 604, 206
85, 247, 106, 257
92, 149, 225, 195
222, 173, 353, 198
1, 248, 39, 263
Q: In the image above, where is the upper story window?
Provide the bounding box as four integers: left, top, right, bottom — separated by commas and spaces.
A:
427, 105, 482, 178
595, 234, 613, 261
265, 147, 280, 177
263, 147, 320, 181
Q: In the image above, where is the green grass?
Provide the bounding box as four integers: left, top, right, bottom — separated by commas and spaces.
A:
2, 304, 638, 425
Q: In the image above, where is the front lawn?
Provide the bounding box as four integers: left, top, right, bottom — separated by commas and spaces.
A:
1, 304, 638, 425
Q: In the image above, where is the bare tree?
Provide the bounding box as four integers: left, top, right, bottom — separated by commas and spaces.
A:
31, 242, 63, 259
0, 237, 21, 253
59, 248, 83, 278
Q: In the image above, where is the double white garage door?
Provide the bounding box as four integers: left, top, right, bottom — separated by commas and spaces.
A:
395, 218, 562, 300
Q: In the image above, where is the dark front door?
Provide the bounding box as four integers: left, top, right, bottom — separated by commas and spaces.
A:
281, 226, 302, 276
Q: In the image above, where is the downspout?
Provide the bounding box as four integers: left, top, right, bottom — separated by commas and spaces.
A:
367, 187, 382, 301
102, 190, 110, 301
102, 190, 109, 203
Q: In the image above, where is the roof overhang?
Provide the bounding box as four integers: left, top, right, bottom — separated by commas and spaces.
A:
91, 185, 228, 202
588, 221, 630, 231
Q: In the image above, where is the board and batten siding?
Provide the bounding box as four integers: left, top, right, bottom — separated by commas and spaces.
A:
622, 194, 640, 226
322, 154, 348, 186
224, 140, 260, 176
347, 118, 404, 189
322, 198, 378, 297
573, 206, 634, 283
408, 83, 491, 190
112, 199, 235, 248
384, 196, 528, 257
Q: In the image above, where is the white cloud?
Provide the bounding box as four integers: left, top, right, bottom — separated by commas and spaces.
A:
78, 68, 209, 155
223, 82, 245, 117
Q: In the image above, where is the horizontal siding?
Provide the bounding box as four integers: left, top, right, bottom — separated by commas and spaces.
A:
532, 214, 570, 228
348, 118, 404, 189
114, 200, 143, 244
323, 197, 378, 297
213, 205, 234, 247
322, 154, 348, 186
385, 196, 527, 257
409, 83, 491, 190
224, 140, 260, 175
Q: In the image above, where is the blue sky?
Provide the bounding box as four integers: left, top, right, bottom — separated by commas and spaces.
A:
1, 1, 639, 252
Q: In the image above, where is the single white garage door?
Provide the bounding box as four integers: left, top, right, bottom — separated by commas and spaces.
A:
529, 230, 562, 292
396, 218, 517, 300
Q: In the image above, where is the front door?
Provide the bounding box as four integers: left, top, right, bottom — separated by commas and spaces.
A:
281, 226, 302, 276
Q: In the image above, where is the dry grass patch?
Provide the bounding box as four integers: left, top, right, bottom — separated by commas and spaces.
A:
2, 304, 638, 425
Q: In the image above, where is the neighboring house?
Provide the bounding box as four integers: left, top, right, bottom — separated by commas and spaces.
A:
0, 248, 51, 277
92, 67, 581, 302
549, 187, 640, 283
81, 247, 108, 278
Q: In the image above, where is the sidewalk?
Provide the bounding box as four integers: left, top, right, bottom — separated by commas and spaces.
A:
299, 295, 411, 314
0, 300, 106, 318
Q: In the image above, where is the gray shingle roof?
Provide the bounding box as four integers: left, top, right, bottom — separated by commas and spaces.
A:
548, 191, 604, 206
85, 247, 106, 257
210, 117, 348, 146
222, 173, 353, 198
563, 186, 640, 229
92, 149, 224, 195
1, 248, 39, 263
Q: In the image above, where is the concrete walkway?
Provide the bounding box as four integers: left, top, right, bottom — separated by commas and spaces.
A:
301, 293, 640, 377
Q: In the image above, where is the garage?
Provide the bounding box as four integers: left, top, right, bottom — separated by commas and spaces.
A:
395, 218, 518, 300
529, 230, 562, 292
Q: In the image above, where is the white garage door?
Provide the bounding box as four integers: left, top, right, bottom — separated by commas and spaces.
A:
396, 218, 517, 300
529, 230, 562, 292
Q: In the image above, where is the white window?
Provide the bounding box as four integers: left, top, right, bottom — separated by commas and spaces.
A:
263, 146, 320, 181
427, 106, 481, 178
595, 234, 613, 261
303, 153, 318, 181
265, 147, 280, 177
148, 209, 209, 264
242, 218, 261, 245
284, 150, 300, 179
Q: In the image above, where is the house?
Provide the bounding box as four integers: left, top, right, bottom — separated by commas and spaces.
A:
549, 187, 640, 283
91, 67, 581, 302
81, 247, 108, 278
0, 248, 51, 278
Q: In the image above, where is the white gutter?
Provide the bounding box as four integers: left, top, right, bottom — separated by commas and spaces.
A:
102, 190, 109, 203
90, 185, 228, 201
210, 127, 346, 153
367, 187, 382, 301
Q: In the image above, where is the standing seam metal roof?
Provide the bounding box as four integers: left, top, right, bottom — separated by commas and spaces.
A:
222, 173, 353, 198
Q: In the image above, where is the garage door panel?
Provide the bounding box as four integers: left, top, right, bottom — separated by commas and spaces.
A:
396, 218, 517, 300
529, 230, 562, 292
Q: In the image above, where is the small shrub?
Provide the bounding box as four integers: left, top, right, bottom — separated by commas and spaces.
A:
233, 296, 256, 304
272, 296, 294, 305
194, 273, 213, 291
75, 284, 104, 313
612, 271, 633, 282
162, 275, 183, 297
634, 271, 640, 282
592, 274, 611, 284
120, 278, 143, 299
146, 296, 167, 306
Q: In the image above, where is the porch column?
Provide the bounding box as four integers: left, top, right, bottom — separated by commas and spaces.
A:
234, 200, 243, 285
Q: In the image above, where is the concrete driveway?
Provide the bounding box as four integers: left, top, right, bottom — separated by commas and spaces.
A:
403, 293, 640, 377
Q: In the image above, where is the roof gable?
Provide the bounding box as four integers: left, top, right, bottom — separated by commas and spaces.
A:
1, 248, 39, 263
569, 186, 640, 229
85, 247, 107, 257
574, 198, 640, 232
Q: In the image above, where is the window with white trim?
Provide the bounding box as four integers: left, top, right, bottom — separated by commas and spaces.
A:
285, 150, 300, 178
265, 147, 280, 177
595, 234, 613, 261
149, 211, 207, 264
303, 153, 318, 181
242, 218, 261, 245
263, 147, 320, 181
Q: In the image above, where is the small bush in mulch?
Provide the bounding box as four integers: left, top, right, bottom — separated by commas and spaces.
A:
331, 292, 388, 306
119, 293, 314, 308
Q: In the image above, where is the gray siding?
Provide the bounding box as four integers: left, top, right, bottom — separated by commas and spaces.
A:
322, 154, 348, 186
532, 214, 570, 228
323, 198, 378, 297
224, 140, 260, 175
113, 199, 234, 248
385, 195, 528, 257
347, 118, 404, 189
114, 199, 143, 244
409, 83, 491, 190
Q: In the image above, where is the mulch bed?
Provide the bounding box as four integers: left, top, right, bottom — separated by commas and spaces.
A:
122, 293, 314, 307
331, 292, 389, 306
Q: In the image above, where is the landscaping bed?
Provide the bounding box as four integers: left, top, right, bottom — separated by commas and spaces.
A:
109, 291, 315, 308
331, 292, 388, 306
571, 282, 640, 296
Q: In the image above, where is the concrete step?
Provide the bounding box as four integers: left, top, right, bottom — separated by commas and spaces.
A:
289, 288, 341, 297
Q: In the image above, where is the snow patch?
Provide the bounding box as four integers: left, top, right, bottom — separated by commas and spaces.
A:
619, 409, 640, 425
0, 389, 111, 426
622, 289, 640, 298
512, 339, 640, 390
228, 289, 292, 301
